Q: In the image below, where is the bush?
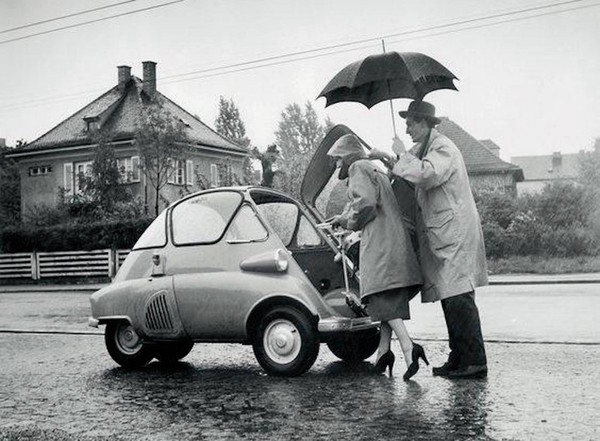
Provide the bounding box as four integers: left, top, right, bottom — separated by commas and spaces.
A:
1, 217, 153, 252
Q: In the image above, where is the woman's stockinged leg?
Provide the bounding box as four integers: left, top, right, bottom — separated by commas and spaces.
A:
388, 318, 413, 367
376, 322, 392, 362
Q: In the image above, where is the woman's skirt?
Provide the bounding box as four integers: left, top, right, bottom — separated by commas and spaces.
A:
364, 286, 420, 321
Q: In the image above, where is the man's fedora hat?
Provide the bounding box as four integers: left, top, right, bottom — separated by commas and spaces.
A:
399, 100, 441, 125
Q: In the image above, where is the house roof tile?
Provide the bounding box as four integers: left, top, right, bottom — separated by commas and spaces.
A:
437, 117, 523, 180
511, 153, 580, 181
15, 77, 246, 154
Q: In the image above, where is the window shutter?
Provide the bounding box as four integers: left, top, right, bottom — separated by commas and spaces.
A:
167, 158, 175, 184
210, 164, 219, 188
131, 156, 140, 182
186, 160, 193, 186
63, 163, 73, 194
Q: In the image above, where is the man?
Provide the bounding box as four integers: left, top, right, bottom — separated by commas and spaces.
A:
370, 100, 488, 379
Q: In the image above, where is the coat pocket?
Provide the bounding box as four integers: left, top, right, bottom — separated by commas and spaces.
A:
425, 210, 457, 252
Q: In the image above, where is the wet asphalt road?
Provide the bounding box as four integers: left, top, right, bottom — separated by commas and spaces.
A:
1, 284, 600, 440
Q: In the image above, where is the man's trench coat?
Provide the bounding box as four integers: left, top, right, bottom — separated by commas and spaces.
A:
337, 159, 423, 300
392, 129, 488, 302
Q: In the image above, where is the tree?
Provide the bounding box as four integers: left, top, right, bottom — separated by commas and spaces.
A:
214, 96, 255, 185
273, 102, 331, 198
215, 96, 251, 147
80, 128, 132, 213
578, 137, 600, 231
135, 104, 188, 216
0, 146, 21, 229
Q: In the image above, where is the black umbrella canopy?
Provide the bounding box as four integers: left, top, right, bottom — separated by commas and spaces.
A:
319, 52, 458, 109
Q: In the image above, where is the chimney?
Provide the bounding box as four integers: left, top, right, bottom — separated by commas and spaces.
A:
552, 151, 562, 167
0, 138, 6, 148
117, 65, 131, 90
142, 61, 157, 98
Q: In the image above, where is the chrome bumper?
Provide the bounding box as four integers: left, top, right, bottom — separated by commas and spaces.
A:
318, 316, 378, 333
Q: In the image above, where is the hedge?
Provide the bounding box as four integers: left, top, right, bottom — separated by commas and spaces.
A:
1, 217, 153, 253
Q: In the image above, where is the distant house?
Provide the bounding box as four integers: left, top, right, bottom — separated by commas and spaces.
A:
511, 152, 580, 195
6, 61, 248, 217
436, 118, 524, 195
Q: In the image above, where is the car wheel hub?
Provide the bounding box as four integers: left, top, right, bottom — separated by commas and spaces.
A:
116, 324, 143, 354
263, 319, 301, 364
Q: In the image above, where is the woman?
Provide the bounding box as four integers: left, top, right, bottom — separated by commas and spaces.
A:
327, 133, 428, 380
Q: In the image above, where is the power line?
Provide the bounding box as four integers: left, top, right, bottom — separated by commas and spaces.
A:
0, 0, 139, 34
0, 0, 184, 45
0, 0, 598, 111
159, 0, 595, 82
160, 0, 600, 84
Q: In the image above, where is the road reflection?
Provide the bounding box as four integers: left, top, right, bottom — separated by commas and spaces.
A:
90, 360, 492, 440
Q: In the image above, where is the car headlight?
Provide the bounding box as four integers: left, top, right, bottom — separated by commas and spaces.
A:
240, 248, 289, 273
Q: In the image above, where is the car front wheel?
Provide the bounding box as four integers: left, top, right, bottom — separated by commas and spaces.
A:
105, 321, 154, 369
252, 306, 319, 377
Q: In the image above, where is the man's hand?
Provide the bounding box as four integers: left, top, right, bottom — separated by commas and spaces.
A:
368, 148, 391, 161
391, 136, 406, 156
369, 148, 395, 170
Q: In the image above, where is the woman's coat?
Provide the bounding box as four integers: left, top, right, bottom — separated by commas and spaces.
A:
337, 159, 423, 300
392, 129, 488, 302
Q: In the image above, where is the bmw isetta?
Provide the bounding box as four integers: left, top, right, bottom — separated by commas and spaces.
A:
88, 125, 410, 376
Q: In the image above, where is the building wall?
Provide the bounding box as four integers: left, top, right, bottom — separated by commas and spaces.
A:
14, 144, 247, 218
17, 148, 96, 217
469, 172, 517, 195
516, 178, 578, 196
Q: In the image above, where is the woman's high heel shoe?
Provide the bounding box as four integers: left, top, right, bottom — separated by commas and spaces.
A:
403, 343, 429, 381
374, 350, 395, 376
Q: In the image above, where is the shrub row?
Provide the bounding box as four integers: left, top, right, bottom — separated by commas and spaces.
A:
1, 217, 153, 253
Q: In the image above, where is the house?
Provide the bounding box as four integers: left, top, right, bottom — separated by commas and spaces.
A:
511, 151, 580, 195
6, 61, 249, 217
436, 117, 524, 195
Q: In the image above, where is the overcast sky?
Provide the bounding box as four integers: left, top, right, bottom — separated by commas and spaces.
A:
1, 0, 599, 161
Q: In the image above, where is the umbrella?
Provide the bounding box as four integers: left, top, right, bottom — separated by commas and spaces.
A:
318, 51, 458, 109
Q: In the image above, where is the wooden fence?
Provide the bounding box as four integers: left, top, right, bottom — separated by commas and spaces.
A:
0, 249, 130, 280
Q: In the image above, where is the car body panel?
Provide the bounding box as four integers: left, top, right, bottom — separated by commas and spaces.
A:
90, 186, 375, 347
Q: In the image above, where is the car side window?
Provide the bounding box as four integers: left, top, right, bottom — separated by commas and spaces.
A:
256, 202, 298, 247
132, 209, 167, 250
225, 204, 268, 242
296, 215, 323, 247
172, 192, 242, 245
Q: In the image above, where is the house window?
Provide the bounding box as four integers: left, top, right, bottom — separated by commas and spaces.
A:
29, 165, 52, 176
117, 156, 140, 183
63, 161, 92, 195
168, 159, 192, 186
74, 161, 93, 194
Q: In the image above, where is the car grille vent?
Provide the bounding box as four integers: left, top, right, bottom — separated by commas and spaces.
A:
145, 291, 174, 332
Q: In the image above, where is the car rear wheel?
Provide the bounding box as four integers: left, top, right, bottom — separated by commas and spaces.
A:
153, 341, 194, 363
105, 321, 154, 369
326, 328, 379, 363
252, 306, 319, 377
